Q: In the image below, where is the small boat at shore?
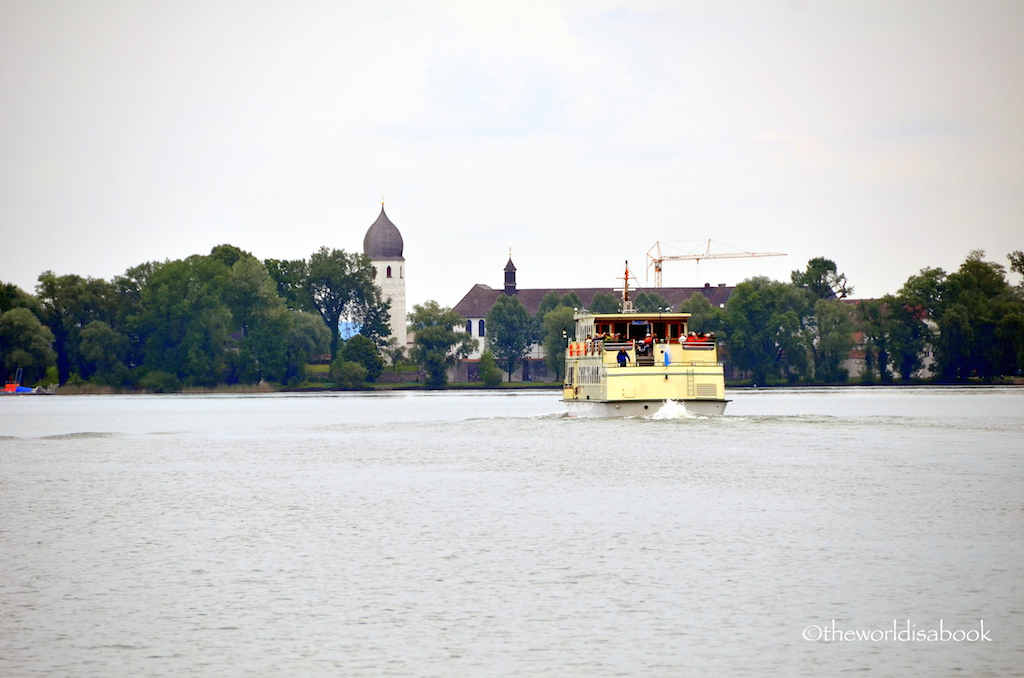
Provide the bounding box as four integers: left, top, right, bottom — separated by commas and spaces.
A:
562, 265, 728, 417
2, 368, 54, 395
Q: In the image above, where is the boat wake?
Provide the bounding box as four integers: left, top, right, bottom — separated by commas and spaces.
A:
647, 400, 703, 420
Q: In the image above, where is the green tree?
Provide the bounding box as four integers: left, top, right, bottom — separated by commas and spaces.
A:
534, 291, 583, 350
0, 307, 56, 385
111, 261, 162, 367
678, 292, 723, 335
486, 295, 532, 381
342, 334, 384, 382
541, 306, 576, 380
208, 244, 251, 269
356, 291, 393, 350
285, 311, 332, 380
264, 258, 315, 312
226, 307, 330, 386
792, 257, 853, 299
409, 301, 477, 387
559, 291, 583, 311
477, 350, 503, 387
231, 306, 288, 384
634, 291, 670, 312
722, 277, 812, 384
588, 292, 620, 313
882, 294, 932, 381
804, 299, 854, 382
36, 272, 120, 384
1, 282, 41, 316
303, 247, 390, 358
79, 320, 131, 385
330, 359, 368, 390
934, 251, 1024, 381
856, 300, 890, 383
225, 256, 283, 338
383, 336, 406, 373
221, 256, 304, 384
131, 255, 232, 387
534, 290, 583, 346
897, 267, 947, 319
536, 290, 564, 319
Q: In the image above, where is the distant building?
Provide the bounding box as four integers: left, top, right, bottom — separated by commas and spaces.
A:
840, 299, 937, 380
363, 204, 407, 348
451, 256, 735, 381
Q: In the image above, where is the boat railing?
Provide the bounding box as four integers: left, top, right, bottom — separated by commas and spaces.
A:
579, 340, 718, 360
668, 360, 723, 367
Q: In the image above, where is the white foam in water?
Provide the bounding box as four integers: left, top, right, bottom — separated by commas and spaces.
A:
648, 399, 698, 419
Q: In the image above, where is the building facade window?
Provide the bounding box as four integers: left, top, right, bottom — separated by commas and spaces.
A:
386, 266, 392, 278
478, 319, 485, 336
466, 320, 472, 334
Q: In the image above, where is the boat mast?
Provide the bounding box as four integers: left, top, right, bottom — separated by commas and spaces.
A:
618, 261, 635, 313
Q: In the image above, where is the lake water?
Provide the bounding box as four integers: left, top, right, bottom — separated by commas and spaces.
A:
1, 387, 1022, 677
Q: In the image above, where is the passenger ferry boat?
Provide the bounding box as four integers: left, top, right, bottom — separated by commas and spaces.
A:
562, 266, 728, 417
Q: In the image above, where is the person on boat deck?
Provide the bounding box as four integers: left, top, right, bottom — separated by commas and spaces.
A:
641, 331, 655, 355
616, 347, 629, 367
685, 331, 699, 344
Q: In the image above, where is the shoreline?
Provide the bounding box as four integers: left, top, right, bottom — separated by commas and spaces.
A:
25, 380, 1024, 395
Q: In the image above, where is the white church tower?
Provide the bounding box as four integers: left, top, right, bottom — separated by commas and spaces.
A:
362, 202, 407, 349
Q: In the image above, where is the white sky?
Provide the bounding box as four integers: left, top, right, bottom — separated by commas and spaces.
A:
2, 0, 1022, 307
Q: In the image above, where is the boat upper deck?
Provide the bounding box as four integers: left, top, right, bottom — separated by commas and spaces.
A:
573, 311, 702, 344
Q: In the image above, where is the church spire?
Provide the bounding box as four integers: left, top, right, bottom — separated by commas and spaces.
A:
504, 253, 517, 296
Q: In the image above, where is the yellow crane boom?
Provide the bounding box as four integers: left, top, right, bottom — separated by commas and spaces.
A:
646, 240, 787, 287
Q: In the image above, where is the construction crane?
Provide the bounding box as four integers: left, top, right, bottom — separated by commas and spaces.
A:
646, 240, 787, 287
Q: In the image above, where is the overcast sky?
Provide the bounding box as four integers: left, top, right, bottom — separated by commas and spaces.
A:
2, 0, 1021, 307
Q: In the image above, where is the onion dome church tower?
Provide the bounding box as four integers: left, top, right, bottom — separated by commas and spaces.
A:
363, 202, 407, 348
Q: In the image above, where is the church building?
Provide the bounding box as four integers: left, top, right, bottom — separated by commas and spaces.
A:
362, 204, 407, 348
451, 257, 735, 381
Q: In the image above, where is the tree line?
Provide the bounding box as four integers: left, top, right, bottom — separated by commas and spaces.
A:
2, 247, 1022, 390
0, 244, 389, 390
411, 250, 1024, 387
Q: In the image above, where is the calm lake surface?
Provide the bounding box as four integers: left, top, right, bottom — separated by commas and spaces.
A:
2, 387, 1022, 677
